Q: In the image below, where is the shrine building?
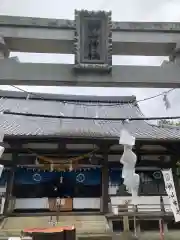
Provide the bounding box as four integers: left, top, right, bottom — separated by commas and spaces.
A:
0, 90, 179, 229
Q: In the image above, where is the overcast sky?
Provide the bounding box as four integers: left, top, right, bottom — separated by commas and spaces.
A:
1, 0, 180, 117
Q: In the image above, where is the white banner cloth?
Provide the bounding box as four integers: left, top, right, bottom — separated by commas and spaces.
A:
162, 169, 180, 222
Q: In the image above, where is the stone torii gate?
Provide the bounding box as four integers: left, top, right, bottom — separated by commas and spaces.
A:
0, 10, 180, 233
0, 11, 180, 87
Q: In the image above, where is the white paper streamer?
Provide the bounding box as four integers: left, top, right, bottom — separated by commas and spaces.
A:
119, 127, 139, 204
162, 169, 180, 222
119, 129, 135, 146
0, 164, 4, 177
120, 145, 139, 204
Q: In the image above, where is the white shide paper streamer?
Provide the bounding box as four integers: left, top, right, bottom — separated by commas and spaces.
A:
119, 128, 139, 204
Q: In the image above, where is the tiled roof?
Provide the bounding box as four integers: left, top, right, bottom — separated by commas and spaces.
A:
0, 90, 179, 140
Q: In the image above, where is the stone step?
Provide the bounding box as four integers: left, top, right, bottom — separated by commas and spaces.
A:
1, 216, 108, 234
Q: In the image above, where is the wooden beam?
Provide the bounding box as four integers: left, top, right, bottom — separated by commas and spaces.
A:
5, 136, 180, 145
5, 136, 113, 144
3, 153, 17, 215
0, 155, 173, 167
4, 148, 171, 155
109, 161, 172, 168
101, 146, 110, 213
0, 161, 172, 169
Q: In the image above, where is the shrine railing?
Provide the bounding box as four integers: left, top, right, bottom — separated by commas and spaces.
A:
110, 203, 172, 214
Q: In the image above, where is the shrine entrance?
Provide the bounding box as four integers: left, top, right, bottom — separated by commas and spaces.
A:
12, 168, 102, 213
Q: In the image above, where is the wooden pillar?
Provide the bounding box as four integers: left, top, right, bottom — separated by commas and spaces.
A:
123, 216, 129, 232
133, 205, 141, 235
3, 153, 17, 215
160, 196, 168, 233
101, 148, 109, 214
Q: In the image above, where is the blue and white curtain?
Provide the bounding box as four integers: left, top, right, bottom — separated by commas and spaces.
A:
0, 169, 8, 186
14, 168, 101, 185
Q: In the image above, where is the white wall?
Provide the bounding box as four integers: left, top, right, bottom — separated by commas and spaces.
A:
14, 196, 171, 212
73, 198, 100, 209
0, 186, 6, 193
14, 198, 100, 210
15, 198, 49, 209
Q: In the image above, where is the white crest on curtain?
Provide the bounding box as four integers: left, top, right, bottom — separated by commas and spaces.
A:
119, 126, 139, 203
162, 169, 180, 222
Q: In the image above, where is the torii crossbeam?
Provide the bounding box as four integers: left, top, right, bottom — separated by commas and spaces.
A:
0, 10, 180, 87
